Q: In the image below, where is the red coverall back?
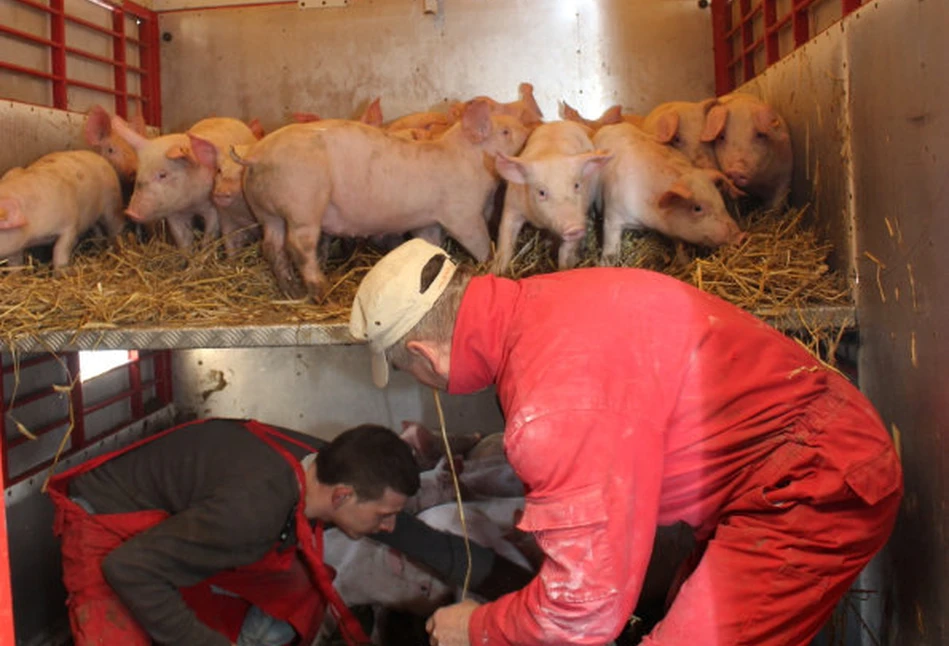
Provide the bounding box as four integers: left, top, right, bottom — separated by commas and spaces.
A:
448, 269, 902, 646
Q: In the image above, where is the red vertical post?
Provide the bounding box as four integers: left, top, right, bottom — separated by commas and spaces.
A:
113, 7, 128, 118
739, 0, 754, 83
132, 4, 162, 128
154, 351, 173, 405
0, 486, 15, 646
841, 0, 861, 16
49, 0, 67, 109
127, 350, 144, 418
710, 0, 733, 96
0, 357, 7, 490
792, 0, 811, 48
64, 353, 86, 448
764, 0, 779, 64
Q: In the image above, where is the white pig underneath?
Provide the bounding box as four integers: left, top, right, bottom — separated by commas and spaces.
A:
493, 121, 612, 272
0, 151, 124, 268
593, 123, 745, 263
700, 93, 793, 210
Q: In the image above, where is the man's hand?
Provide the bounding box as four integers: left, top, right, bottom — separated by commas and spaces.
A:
426, 599, 480, 646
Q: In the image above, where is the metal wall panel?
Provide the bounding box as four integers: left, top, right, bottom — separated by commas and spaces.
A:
846, 1, 948, 644
172, 345, 505, 441
157, 0, 716, 133
736, 26, 853, 275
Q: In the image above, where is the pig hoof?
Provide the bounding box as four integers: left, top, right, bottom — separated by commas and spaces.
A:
278, 278, 308, 301
307, 282, 328, 304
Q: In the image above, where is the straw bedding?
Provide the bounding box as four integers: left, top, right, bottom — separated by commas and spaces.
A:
0, 205, 851, 362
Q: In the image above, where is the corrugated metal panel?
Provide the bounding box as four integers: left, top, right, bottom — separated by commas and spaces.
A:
847, 0, 948, 644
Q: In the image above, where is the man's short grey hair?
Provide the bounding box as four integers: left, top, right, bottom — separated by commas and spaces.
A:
386, 266, 473, 371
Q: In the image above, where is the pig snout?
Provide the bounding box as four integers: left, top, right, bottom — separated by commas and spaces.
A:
726, 169, 750, 188
561, 226, 586, 242
124, 207, 145, 223
212, 190, 236, 208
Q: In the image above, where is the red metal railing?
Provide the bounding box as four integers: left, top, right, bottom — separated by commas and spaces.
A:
0, 0, 162, 125
711, 0, 863, 95
0, 349, 174, 487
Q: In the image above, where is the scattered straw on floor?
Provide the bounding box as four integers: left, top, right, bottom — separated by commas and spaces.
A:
0, 205, 851, 358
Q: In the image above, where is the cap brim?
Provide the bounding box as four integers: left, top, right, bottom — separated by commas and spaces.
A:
371, 351, 390, 388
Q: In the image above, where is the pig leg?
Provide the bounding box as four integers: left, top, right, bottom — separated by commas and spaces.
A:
413, 224, 445, 247
441, 215, 491, 263
492, 201, 526, 274
166, 213, 197, 251
285, 220, 327, 302
765, 180, 791, 212
259, 214, 306, 299
197, 205, 221, 250
51, 226, 80, 269
100, 194, 127, 241
600, 205, 626, 266
219, 212, 244, 259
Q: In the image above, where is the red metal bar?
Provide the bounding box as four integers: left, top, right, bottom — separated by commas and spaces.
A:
127, 351, 145, 419
64, 14, 123, 39
135, 9, 162, 127
1, 353, 61, 374
0, 483, 14, 646
764, 0, 779, 64
739, 0, 755, 83
49, 0, 67, 109
841, 0, 861, 15
0, 23, 58, 48
153, 351, 173, 404
711, 0, 733, 95
792, 0, 811, 48
8, 0, 55, 15
0, 357, 8, 489
64, 354, 85, 449
113, 8, 128, 118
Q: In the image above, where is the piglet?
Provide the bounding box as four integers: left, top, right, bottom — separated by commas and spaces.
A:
0, 151, 124, 268
700, 93, 793, 210
642, 99, 719, 170
187, 134, 261, 258
593, 123, 745, 263
493, 121, 612, 272
112, 116, 258, 251
452, 82, 544, 127
84, 105, 145, 184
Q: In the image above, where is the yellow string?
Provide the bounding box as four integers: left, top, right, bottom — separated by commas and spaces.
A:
433, 388, 473, 601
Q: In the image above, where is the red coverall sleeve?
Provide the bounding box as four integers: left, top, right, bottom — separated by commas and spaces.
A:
468, 410, 664, 645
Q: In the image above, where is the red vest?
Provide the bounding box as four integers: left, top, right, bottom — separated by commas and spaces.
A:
47, 419, 369, 645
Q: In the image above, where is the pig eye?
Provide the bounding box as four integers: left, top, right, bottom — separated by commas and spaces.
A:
692, 204, 703, 214
671, 135, 681, 146
502, 128, 511, 136
157, 171, 168, 180
107, 146, 115, 154
716, 134, 725, 142
574, 182, 581, 192
537, 189, 547, 200
756, 132, 768, 140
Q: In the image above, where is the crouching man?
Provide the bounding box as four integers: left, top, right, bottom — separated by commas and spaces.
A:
47, 418, 420, 646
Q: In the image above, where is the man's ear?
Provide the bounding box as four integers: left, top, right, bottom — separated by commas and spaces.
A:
330, 485, 354, 509
405, 340, 440, 373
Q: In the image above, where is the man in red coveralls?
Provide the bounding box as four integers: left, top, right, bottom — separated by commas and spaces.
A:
48, 419, 420, 646
349, 239, 903, 646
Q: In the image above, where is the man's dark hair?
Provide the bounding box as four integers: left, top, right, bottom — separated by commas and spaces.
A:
316, 424, 420, 500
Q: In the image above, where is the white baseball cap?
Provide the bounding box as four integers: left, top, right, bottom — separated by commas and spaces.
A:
349, 239, 458, 388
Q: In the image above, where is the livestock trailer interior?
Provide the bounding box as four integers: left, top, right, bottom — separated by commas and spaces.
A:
0, 0, 945, 644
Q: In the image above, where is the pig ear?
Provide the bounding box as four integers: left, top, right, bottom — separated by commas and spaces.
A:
111, 115, 149, 151
560, 100, 582, 122
495, 153, 529, 184
461, 99, 493, 143
292, 111, 321, 124
247, 118, 265, 140
187, 134, 218, 169
165, 143, 199, 166
653, 112, 680, 144
518, 82, 544, 121
360, 97, 384, 127
700, 105, 728, 142
598, 105, 623, 126
579, 150, 614, 178
0, 200, 26, 230
130, 113, 147, 136
698, 97, 719, 115
84, 105, 111, 146
705, 169, 746, 199
657, 182, 694, 210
